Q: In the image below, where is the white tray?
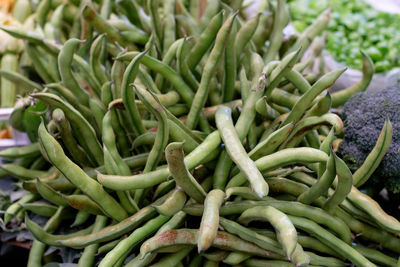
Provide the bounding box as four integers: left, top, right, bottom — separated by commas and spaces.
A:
364, 0, 400, 14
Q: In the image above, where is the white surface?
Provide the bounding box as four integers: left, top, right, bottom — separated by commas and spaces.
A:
0, 108, 14, 121
364, 0, 400, 14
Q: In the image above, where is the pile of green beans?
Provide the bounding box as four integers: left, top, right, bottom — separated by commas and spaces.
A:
0, 0, 399, 266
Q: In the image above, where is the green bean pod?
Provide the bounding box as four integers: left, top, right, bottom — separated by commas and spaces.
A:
219, 217, 283, 255
252, 11, 273, 51
4, 193, 39, 225
78, 215, 108, 267
238, 206, 298, 259
248, 123, 294, 160
291, 245, 311, 267
242, 259, 294, 267
63, 194, 104, 215
186, 13, 237, 129
199, 0, 221, 31
151, 247, 193, 267
331, 51, 374, 107
121, 51, 147, 136
347, 186, 400, 234
323, 153, 353, 213
0, 164, 47, 180
202, 250, 229, 262
223, 252, 252, 265
353, 244, 397, 267
45, 3, 64, 43
284, 70, 311, 94
140, 229, 280, 258
38, 122, 127, 221
281, 68, 346, 127
102, 117, 137, 214
223, 20, 237, 102
148, 0, 163, 51
89, 34, 108, 85
227, 147, 328, 188
89, 98, 105, 133
298, 148, 336, 205
155, 38, 183, 90
117, 52, 194, 106
304, 93, 332, 118
162, 0, 176, 54
99, 215, 170, 267
297, 235, 340, 258
21, 202, 58, 217
132, 132, 157, 149
35, 178, 69, 206
28, 205, 156, 248
214, 72, 266, 190
125, 211, 187, 267
0, 69, 43, 90
282, 113, 343, 148
11, 0, 32, 23
216, 107, 269, 197
46, 83, 93, 122
82, 5, 132, 49
152, 188, 187, 216
264, 49, 301, 97
52, 108, 92, 167
135, 86, 169, 172
264, 0, 288, 63
289, 216, 375, 267
287, 9, 331, 57
235, 13, 260, 64
165, 142, 207, 203
58, 39, 91, 105
71, 210, 90, 228
0, 143, 41, 159
33, 93, 103, 165
27, 206, 65, 267
353, 119, 392, 187
333, 208, 400, 254
26, 43, 56, 84
198, 189, 225, 252
225, 187, 264, 201
177, 37, 199, 91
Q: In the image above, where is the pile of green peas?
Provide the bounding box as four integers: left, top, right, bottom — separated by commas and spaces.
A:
289, 0, 400, 72
0, 0, 398, 266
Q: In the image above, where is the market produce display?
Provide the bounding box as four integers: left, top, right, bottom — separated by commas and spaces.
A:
289, 0, 400, 73
339, 84, 400, 195
0, 0, 399, 266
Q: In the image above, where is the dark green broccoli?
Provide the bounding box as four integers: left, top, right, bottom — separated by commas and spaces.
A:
338, 84, 400, 194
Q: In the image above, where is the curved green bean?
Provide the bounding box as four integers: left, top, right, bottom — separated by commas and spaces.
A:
98, 131, 220, 190
227, 147, 328, 188
38, 122, 126, 221
198, 189, 225, 252
238, 206, 298, 259
186, 13, 237, 129
323, 153, 352, 213
58, 39, 90, 105
331, 51, 374, 107
353, 119, 392, 187
216, 107, 268, 197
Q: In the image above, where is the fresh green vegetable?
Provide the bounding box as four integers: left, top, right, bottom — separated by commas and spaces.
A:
0, 1, 397, 267
289, 0, 400, 72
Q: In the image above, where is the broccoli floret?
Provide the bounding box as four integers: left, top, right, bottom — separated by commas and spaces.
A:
338, 84, 400, 194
